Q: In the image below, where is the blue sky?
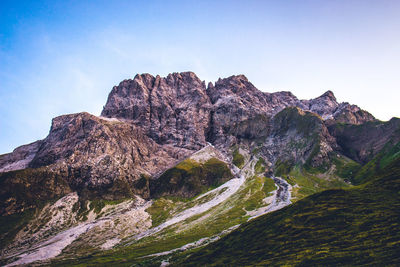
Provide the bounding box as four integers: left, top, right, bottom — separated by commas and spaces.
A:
1, 0, 400, 154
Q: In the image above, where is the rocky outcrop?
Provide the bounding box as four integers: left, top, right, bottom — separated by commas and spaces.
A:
301, 90, 375, 124
0, 140, 42, 173
328, 118, 400, 163
331, 103, 376, 125
101, 72, 212, 150
259, 107, 337, 172
303, 90, 339, 119
206, 75, 300, 148
29, 112, 197, 199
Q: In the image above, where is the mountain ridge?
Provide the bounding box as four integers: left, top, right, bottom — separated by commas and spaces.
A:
0, 72, 388, 216
1, 71, 399, 266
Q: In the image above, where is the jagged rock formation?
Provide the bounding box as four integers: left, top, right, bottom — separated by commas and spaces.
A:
261, 107, 338, 171
0, 71, 388, 217
101, 72, 211, 150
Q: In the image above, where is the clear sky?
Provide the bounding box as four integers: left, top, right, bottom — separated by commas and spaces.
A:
1, 0, 400, 154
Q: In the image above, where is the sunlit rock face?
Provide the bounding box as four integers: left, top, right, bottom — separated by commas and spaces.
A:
101, 72, 212, 150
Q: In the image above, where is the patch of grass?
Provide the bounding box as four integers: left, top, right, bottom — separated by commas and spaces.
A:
353, 141, 400, 185
146, 198, 182, 227
263, 177, 276, 195
149, 158, 233, 199
89, 200, 106, 214
304, 143, 330, 173
0, 208, 36, 250
274, 159, 293, 176
232, 149, 245, 169
285, 165, 349, 200
273, 107, 323, 137
332, 155, 361, 181
254, 158, 266, 174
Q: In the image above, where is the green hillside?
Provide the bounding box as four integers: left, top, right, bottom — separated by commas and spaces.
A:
175, 158, 400, 266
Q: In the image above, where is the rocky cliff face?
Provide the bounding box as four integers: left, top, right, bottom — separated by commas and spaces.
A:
261, 107, 338, 171
0, 71, 385, 216
101, 72, 211, 150
28, 112, 189, 199
328, 118, 400, 164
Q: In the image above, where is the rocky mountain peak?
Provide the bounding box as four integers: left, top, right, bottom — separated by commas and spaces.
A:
208, 74, 263, 105
214, 74, 251, 90
319, 90, 337, 101
101, 72, 211, 150
1, 70, 398, 267
304, 90, 339, 120
133, 73, 156, 87
166, 71, 201, 81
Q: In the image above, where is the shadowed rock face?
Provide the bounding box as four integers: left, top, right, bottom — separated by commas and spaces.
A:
206, 75, 300, 146
328, 118, 400, 164
261, 107, 338, 170
0, 71, 384, 215
331, 103, 376, 125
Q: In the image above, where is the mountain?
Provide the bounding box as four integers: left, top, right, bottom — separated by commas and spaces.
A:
0, 72, 399, 266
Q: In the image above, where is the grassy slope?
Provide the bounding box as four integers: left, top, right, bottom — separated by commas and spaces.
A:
352, 141, 400, 185
175, 158, 400, 266
232, 149, 245, 168
149, 158, 233, 198
285, 165, 349, 201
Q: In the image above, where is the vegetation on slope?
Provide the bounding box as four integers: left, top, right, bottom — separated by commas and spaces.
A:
232, 149, 245, 168
0, 208, 36, 251
352, 141, 400, 185
46, 162, 279, 266
0, 167, 71, 216
149, 158, 233, 198
175, 158, 400, 266
285, 166, 349, 201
